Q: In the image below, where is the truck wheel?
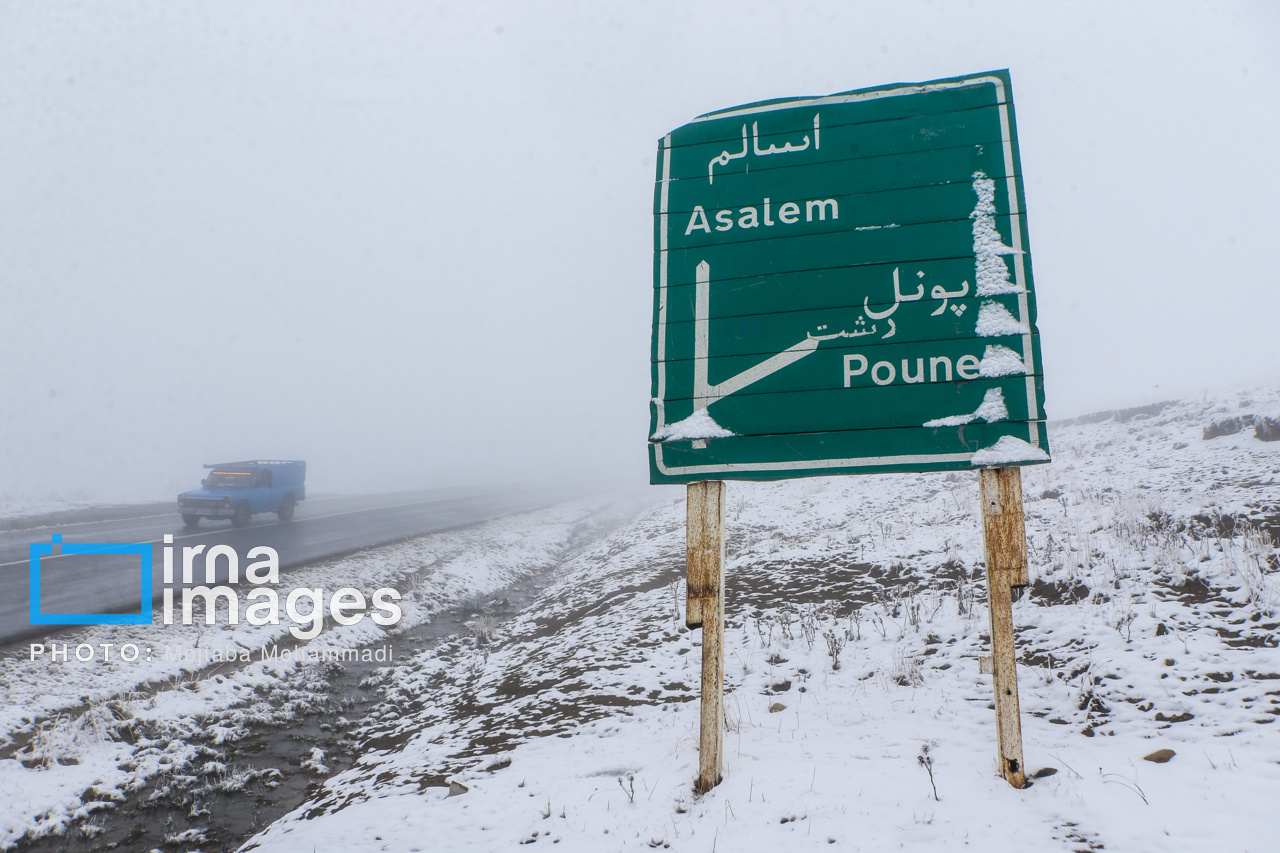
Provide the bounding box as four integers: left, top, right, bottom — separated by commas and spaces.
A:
182, 515, 201, 528
276, 494, 296, 522
231, 502, 251, 527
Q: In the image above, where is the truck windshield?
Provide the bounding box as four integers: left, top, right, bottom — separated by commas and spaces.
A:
205, 471, 253, 488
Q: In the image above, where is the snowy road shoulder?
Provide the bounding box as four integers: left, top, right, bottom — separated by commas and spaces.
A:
0, 493, 656, 849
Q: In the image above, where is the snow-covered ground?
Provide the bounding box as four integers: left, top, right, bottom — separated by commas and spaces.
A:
0, 495, 655, 847
0, 496, 119, 521
3, 387, 1279, 851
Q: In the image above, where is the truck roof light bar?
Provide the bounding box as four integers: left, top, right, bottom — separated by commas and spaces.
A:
204, 460, 305, 468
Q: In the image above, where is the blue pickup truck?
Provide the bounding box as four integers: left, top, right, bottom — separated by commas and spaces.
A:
177, 460, 306, 527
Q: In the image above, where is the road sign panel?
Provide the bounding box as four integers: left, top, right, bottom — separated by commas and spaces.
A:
650, 70, 1049, 484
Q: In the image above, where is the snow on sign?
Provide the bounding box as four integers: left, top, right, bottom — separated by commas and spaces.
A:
650, 70, 1049, 484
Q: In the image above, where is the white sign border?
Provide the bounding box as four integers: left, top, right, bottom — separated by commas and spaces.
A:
653, 74, 1040, 478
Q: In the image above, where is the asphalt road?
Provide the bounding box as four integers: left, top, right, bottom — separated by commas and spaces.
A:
0, 487, 564, 647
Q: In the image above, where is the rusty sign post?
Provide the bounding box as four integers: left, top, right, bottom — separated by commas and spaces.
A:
685, 480, 726, 794
979, 466, 1030, 788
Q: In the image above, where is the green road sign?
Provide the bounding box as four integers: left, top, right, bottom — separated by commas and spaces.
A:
650, 70, 1049, 484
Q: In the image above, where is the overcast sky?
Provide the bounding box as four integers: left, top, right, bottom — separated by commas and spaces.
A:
1, 1, 1277, 504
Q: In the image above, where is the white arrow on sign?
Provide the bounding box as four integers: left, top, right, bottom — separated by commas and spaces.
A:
692, 260, 819, 412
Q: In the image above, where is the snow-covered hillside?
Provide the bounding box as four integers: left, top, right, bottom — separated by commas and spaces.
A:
244, 388, 1280, 852
3, 387, 1279, 851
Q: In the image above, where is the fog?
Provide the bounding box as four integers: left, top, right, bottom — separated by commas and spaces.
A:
1, 1, 1276, 505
